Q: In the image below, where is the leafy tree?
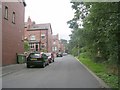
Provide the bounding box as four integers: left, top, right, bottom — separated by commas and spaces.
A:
67, 2, 119, 74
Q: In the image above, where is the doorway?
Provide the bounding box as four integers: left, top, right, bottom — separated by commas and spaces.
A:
36, 44, 38, 51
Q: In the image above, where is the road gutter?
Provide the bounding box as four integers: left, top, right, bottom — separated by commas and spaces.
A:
75, 57, 110, 88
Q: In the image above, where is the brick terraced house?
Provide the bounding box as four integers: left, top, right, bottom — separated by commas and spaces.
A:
52, 34, 65, 53
24, 17, 53, 52
52, 34, 60, 53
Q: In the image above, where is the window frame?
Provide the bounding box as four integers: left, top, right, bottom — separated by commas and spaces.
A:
12, 12, 15, 24
4, 6, 8, 20
29, 43, 34, 49
30, 35, 36, 41
53, 41, 56, 45
41, 34, 45, 39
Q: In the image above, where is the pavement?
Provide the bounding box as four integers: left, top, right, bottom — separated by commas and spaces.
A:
0, 63, 26, 77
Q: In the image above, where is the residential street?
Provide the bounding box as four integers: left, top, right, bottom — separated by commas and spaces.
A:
2, 55, 106, 88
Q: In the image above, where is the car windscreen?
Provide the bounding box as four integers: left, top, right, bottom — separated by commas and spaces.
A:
29, 53, 41, 58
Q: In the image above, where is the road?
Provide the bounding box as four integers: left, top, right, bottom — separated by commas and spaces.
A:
2, 55, 103, 88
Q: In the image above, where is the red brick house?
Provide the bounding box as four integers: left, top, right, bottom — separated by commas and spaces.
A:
52, 34, 65, 53
52, 34, 59, 52
2, 1, 26, 66
24, 17, 53, 52
0, 1, 2, 66
59, 40, 65, 53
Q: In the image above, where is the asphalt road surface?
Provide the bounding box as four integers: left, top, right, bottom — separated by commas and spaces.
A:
2, 55, 104, 88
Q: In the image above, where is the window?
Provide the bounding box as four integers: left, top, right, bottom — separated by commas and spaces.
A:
12, 12, 15, 24
4, 6, 8, 19
55, 47, 57, 51
30, 35, 36, 40
29, 43, 34, 49
41, 44, 45, 49
53, 41, 56, 45
52, 47, 54, 51
30, 53, 40, 58
41, 34, 45, 39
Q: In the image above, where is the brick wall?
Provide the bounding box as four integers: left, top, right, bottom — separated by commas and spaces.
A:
0, 1, 2, 66
2, 2, 25, 65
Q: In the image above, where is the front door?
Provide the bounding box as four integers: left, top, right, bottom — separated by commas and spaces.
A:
36, 44, 38, 51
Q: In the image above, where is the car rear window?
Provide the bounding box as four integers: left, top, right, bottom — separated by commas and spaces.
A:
58, 52, 62, 54
30, 53, 41, 58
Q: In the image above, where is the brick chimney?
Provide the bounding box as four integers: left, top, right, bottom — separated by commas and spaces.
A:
27, 16, 32, 28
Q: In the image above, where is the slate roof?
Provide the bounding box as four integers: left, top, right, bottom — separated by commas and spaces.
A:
26, 23, 53, 34
30, 23, 50, 30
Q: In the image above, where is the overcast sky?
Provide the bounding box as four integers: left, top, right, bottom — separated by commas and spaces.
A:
25, 0, 74, 40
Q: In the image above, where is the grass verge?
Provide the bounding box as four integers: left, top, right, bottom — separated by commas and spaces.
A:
77, 54, 118, 88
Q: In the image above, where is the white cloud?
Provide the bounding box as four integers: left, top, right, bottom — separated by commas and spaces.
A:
25, 0, 74, 40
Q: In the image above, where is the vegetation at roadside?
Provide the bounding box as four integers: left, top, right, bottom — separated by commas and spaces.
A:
67, 1, 119, 89
78, 53, 118, 88
24, 41, 30, 52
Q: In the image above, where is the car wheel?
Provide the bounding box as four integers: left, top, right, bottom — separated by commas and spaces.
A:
27, 64, 30, 68
47, 61, 49, 65
42, 63, 45, 68
50, 59, 52, 63
53, 59, 54, 62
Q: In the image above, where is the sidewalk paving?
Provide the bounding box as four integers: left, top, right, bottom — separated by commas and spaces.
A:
0, 63, 26, 77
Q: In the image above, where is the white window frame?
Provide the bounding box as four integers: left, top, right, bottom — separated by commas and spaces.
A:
41, 34, 45, 39
4, 6, 8, 19
29, 43, 34, 49
30, 35, 36, 41
53, 41, 56, 45
12, 12, 15, 24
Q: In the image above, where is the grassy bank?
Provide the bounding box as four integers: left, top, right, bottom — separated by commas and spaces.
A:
77, 54, 118, 88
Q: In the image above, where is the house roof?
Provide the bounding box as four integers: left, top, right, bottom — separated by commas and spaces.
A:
30, 23, 50, 30
24, 17, 53, 34
53, 34, 59, 40
28, 23, 53, 34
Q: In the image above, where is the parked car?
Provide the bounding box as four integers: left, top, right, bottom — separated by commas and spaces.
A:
63, 53, 68, 56
44, 52, 54, 63
56, 52, 63, 57
26, 52, 49, 68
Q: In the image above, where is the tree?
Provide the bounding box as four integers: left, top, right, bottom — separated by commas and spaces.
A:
67, 2, 119, 69
24, 41, 30, 52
